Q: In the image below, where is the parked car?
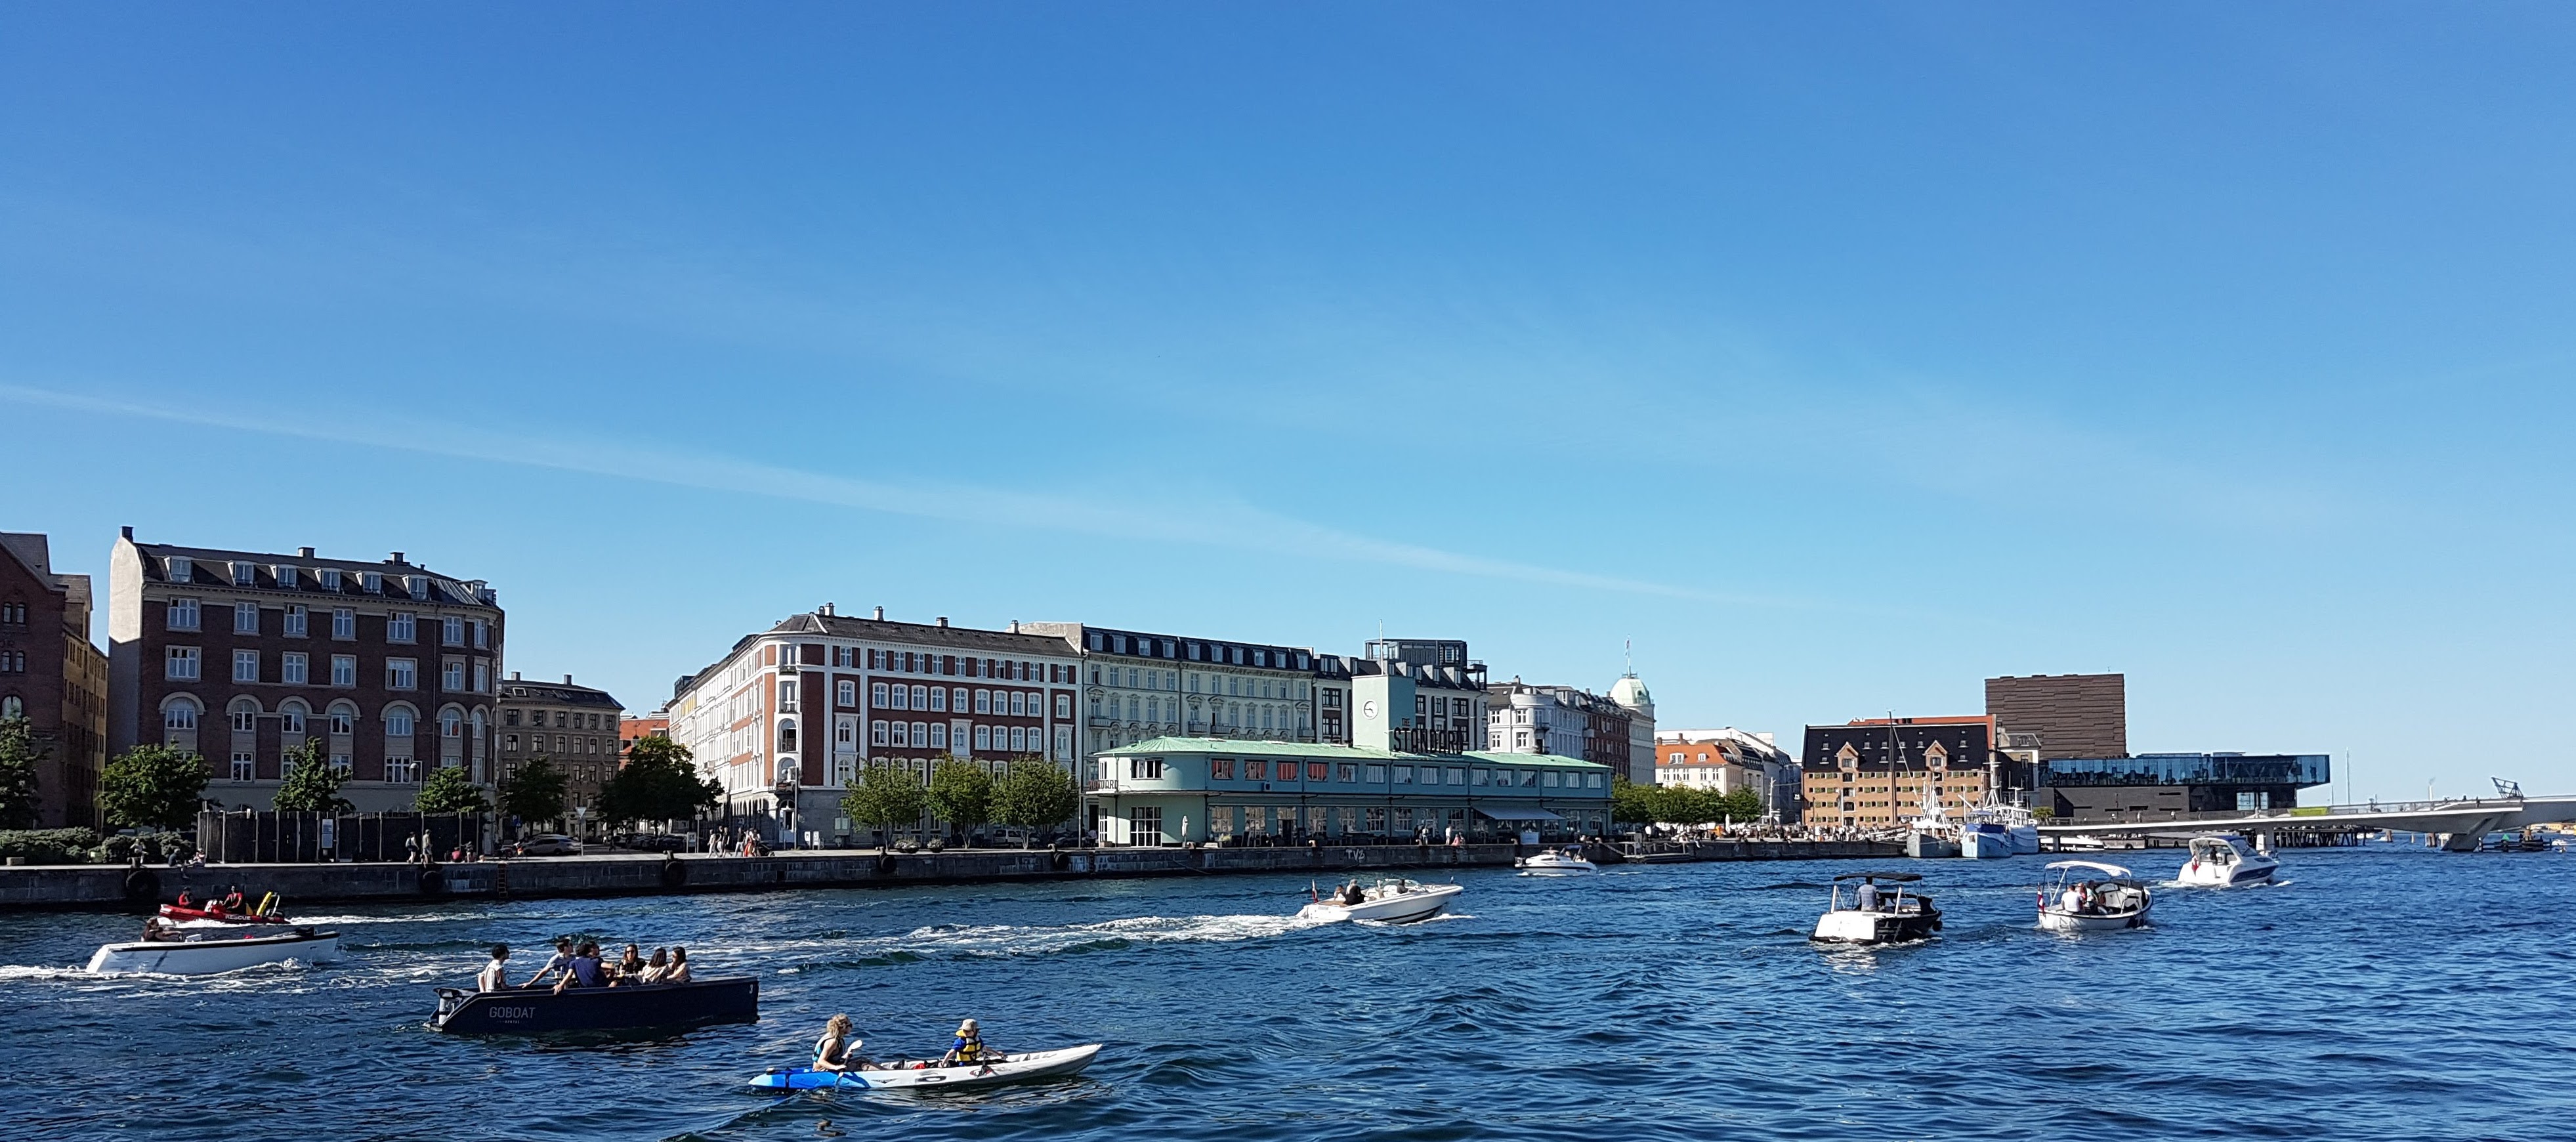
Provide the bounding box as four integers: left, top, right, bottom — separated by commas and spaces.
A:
511, 834, 583, 857
610, 832, 691, 853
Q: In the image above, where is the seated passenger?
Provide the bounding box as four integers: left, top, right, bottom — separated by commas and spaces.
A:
477, 944, 512, 992
219, 886, 248, 914
661, 946, 692, 984
552, 942, 606, 994
142, 916, 180, 942
608, 943, 645, 984
942, 1019, 992, 1066
813, 1013, 873, 1072
636, 947, 671, 983
530, 938, 576, 985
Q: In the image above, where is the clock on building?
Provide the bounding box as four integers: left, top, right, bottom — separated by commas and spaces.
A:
1361, 700, 1378, 721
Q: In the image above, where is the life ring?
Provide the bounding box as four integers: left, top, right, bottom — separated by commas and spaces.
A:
122, 867, 161, 903
1049, 849, 1070, 872
876, 853, 897, 875
660, 857, 688, 889
417, 867, 446, 895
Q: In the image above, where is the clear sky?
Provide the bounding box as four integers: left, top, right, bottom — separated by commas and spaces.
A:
5, 5, 2571, 801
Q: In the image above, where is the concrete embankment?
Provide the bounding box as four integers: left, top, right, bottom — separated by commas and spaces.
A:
0, 839, 1901, 912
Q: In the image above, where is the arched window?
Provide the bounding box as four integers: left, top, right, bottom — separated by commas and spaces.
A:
278, 699, 308, 735
777, 718, 797, 753
228, 697, 261, 733
440, 709, 462, 738
385, 705, 417, 738
1, 695, 21, 719
163, 696, 201, 730
327, 700, 358, 736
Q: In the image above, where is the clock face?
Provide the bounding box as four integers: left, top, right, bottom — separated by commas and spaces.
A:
1361, 700, 1378, 720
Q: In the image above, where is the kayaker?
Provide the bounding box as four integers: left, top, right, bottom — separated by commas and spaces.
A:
477, 944, 512, 992
941, 1019, 991, 1066
813, 1014, 873, 1072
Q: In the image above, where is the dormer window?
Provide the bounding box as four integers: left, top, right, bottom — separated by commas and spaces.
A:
362, 572, 382, 593
408, 576, 429, 600
275, 566, 297, 589
167, 556, 192, 582
320, 568, 342, 591
232, 562, 255, 586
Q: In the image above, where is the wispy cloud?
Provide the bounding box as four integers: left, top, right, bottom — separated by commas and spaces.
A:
2, 380, 1800, 606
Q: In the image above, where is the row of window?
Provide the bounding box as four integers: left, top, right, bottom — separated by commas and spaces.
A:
863, 720, 1047, 753
0, 650, 24, 673
163, 599, 490, 647
829, 645, 1067, 683
0, 601, 27, 625
164, 695, 484, 742
503, 734, 607, 755
1085, 631, 1312, 671
1087, 666, 1310, 700
854, 681, 1055, 717
1166, 758, 1602, 790
165, 556, 464, 603
164, 646, 489, 692
505, 708, 611, 729
225, 753, 436, 782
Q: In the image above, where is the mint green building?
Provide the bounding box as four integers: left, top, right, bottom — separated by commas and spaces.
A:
1086, 736, 1613, 845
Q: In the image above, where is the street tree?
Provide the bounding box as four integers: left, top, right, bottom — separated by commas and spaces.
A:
499, 756, 568, 830
99, 744, 209, 831
415, 763, 490, 815
993, 762, 1079, 847
271, 736, 354, 814
927, 757, 994, 841
600, 736, 721, 826
841, 761, 927, 847
0, 714, 47, 829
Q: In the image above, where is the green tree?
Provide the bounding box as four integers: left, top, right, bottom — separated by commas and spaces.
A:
99, 744, 209, 830
1719, 786, 1763, 822
415, 763, 491, 815
1609, 775, 1655, 826
272, 736, 354, 814
599, 736, 721, 826
0, 715, 47, 829
841, 761, 927, 845
926, 757, 994, 840
993, 761, 1079, 846
499, 756, 568, 829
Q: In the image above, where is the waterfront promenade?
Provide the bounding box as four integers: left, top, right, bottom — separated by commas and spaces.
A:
0, 839, 1899, 910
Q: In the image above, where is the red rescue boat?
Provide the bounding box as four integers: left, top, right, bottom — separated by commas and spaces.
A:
158, 903, 287, 925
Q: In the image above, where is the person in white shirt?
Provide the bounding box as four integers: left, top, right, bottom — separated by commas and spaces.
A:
476, 945, 513, 992
527, 938, 576, 985
1855, 879, 1880, 912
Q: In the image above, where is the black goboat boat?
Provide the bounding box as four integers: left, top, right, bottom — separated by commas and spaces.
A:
431, 977, 759, 1035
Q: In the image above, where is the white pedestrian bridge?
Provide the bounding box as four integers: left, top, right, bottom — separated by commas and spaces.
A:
2038, 793, 2576, 851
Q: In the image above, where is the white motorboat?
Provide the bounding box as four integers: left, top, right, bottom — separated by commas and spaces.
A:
1962, 803, 2040, 857
2036, 861, 2152, 933
1296, 877, 1462, 924
1960, 822, 2015, 860
87, 927, 340, 975
750, 1044, 1103, 1091
2176, 834, 2279, 887
1810, 871, 1943, 945
1515, 847, 1597, 876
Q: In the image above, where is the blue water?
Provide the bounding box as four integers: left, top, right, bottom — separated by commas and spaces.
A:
4, 845, 2573, 1141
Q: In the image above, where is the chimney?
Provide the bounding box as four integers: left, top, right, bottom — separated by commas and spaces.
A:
120, 526, 134, 540
936, 616, 950, 627
562, 674, 574, 685
819, 602, 835, 617
298, 546, 315, 559
872, 606, 885, 621
510, 671, 522, 681
389, 551, 406, 564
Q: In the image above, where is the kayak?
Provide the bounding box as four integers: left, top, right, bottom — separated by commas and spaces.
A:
159, 904, 285, 925
749, 1044, 1103, 1091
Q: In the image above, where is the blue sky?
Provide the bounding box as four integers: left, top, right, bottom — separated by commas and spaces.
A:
5, 5, 2571, 801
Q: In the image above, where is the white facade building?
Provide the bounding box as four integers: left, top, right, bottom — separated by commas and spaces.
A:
1657, 727, 1797, 816
667, 605, 1082, 845
1019, 623, 1318, 757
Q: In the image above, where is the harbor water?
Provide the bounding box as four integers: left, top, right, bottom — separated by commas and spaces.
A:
3, 845, 2571, 1141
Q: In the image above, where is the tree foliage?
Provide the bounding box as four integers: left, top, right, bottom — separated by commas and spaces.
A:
599, 736, 720, 825
1610, 775, 1762, 827
0, 715, 47, 830
499, 756, 568, 827
100, 744, 209, 830
994, 762, 1079, 843
272, 736, 354, 814
415, 762, 490, 815
841, 761, 927, 842
927, 757, 994, 838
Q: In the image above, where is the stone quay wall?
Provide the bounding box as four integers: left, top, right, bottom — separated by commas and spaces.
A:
0, 839, 1900, 912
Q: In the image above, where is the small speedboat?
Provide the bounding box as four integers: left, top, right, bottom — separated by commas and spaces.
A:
2037, 861, 2152, 933
2176, 834, 2279, 887
1296, 878, 1463, 924
1811, 871, 1941, 945
1515, 847, 1597, 876
750, 1044, 1103, 1091
431, 977, 760, 1034
87, 927, 339, 975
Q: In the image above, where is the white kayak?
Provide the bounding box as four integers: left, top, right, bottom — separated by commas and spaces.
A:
1296, 878, 1462, 924
87, 927, 340, 975
750, 1044, 1103, 1091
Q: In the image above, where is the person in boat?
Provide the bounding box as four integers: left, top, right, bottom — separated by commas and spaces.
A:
477, 944, 512, 992
608, 943, 646, 984
941, 1019, 992, 1067
174, 889, 195, 910
813, 1014, 875, 1072
551, 942, 606, 994
1338, 880, 1366, 906
529, 938, 576, 984
635, 947, 670, 983
2059, 884, 2086, 915
141, 916, 182, 942
660, 946, 691, 984
219, 885, 248, 914
1854, 879, 1880, 912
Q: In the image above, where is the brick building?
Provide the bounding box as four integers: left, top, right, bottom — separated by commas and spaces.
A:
107, 531, 504, 813
666, 605, 1082, 845
0, 533, 109, 828
1985, 673, 2126, 760
1798, 715, 2000, 829
499, 673, 624, 835
620, 709, 670, 756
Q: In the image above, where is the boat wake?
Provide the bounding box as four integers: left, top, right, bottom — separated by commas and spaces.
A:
900, 914, 1327, 955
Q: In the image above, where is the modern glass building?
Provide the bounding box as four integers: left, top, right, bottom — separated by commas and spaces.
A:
2035, 752, 2331, 820
1086, 736, 1614, 845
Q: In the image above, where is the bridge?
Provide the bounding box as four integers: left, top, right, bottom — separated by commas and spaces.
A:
2038, 794, 2576, 852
